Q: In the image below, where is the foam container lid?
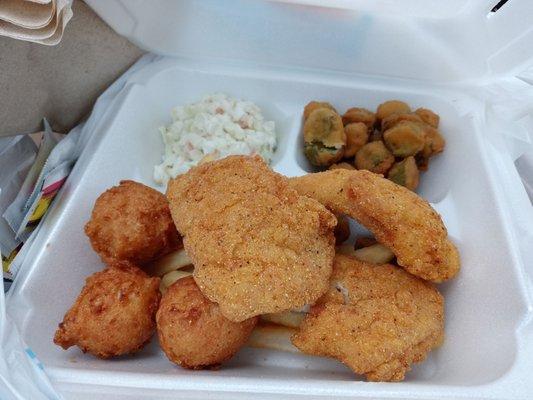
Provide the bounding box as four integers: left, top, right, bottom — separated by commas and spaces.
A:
7, 0, 533, 398
87, 0, 533, 81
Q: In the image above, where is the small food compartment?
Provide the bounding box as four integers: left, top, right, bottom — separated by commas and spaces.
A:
7, 59, 531, 396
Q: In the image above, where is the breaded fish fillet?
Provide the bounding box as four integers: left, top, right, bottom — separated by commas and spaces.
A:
292, 254, 444, 381
289, 169, 459, 282
166, 155, 337, 322
157, 277, 257, 369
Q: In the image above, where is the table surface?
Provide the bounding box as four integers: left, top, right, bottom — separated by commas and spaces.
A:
0, 0, 143, 137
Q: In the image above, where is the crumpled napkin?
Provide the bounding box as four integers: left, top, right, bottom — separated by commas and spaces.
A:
0, 0, 72, 45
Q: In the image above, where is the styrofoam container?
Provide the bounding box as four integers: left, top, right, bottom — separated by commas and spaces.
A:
6, 55, 533, 399
86, 0, 533, 82
7, 0, 533, 398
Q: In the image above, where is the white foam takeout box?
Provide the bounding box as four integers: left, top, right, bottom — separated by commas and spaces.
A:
7, 0, 533, 399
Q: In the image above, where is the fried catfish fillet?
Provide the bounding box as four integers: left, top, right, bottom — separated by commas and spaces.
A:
292, 254, 444, 381
289, 169, 459, 282
166, 155, 336, 322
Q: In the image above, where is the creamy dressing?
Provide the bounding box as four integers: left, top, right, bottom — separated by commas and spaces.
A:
154, 93, 277, 185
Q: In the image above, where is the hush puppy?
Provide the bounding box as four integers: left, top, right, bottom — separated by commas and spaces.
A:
54, 261, 161, 358
156, 277, 257, 369
85, 180, 180, 266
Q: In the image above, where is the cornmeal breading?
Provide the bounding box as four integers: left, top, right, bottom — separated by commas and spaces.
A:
166, 155, 337, 322
292, 255, 444, 381
289, 169, 460, 282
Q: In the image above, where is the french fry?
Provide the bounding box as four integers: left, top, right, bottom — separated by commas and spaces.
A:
293, 304, 311, 313
159, 270, 192, 294
337, 243, 395, 264
198, 150, 220, 165
354, 236, 377, 249
333, 214, 350, 245
147, 248, 192, 277
353, 244, 395, 264
337, 244, 357, 256
260, 311, 305, 328
247, 323, 300, 353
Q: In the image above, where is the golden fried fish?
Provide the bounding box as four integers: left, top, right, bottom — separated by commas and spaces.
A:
289, 169, 460, 282
166, 155, 337, 322
292, 254, 444, 381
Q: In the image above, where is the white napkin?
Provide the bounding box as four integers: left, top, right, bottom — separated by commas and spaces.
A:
0, 0, 54, 29
0, 0, 72, 45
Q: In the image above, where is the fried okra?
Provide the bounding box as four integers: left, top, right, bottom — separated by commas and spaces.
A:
342, 107, 376, 130
329, 162, 356, 171
303, 108, 346, 166
381, 113, 423, 132
415, 108, 440, 128
344, 122, 369, 158
303, 101, 337, 120
376, 100, 411, 126
417, 126, 446, 170
301, 100, 446, 194
383, 121, 426, 157
388, 156, 420, 191
355, 141, 395, 174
